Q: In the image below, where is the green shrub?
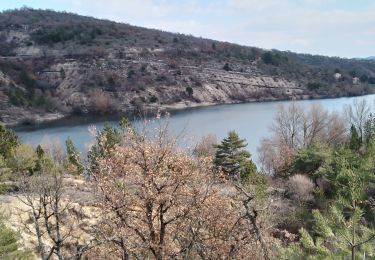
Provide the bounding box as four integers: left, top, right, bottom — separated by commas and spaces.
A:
0, 125, 19, 159
223, 63, 231, 71
261, 51, 288, 66
0, 219, 32, 259
307, 82, 322, 91
149, 95, 158, 103
186, 86, 193, 97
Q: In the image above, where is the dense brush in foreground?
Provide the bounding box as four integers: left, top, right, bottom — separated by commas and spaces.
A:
1, 99, 375, 258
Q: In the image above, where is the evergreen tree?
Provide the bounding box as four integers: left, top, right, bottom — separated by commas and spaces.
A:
59, 67, 65, 79
65, 137, 83, 175
0, 155, 11, 182
0, 125, 19, 159
283, 147, 375, 259
289, 146, 331, 187
214, 131, 256, 180
0, 219, 32, 259
34, 144, 45, 173
7, 144, 37, 177
349, 125, 361, 151
363, 114, 375, 145
283, 207, 375, 259
223, 63, 231, 71
88, 118, 133, 175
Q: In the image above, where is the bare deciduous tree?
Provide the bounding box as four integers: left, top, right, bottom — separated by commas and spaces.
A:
192, 134, 217, 158
91, 122, 272, 259
345, 99, 372, 141
15, 144, 94, 260
259, 104, 347, 175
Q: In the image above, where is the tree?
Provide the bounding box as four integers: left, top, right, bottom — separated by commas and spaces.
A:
91, 123, 271, 259
0, 217, 32, 260
360, 74, 368, 83
261, 51, 287, 66
192, 134, 217, 158
87, 122, 124, 176
283, 208, 375, 259
289, 145, 331, 186
0, 124, 19, 159
349, 125, 361, 151
223, 62, 231, 71
65, 137, 83, 175
7, 144, 37, 177
185, 86, 193, 97
89, 89, 116, 115
0, 155, 11, 182
16, 144, 93, 260
259, 104, 347, 175
283, 146, 375, 259
345, 99, 371, 142
214, 131, 250, 177
59, 67, 65, 79
214, 131, 256, 180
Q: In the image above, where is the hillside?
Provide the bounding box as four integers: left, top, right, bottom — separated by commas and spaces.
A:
1, 8, 375, 125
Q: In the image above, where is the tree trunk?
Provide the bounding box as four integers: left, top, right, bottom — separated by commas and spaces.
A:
351, 246, 355, 260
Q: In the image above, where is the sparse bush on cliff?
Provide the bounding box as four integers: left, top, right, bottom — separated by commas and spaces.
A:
88, 89, 117, 115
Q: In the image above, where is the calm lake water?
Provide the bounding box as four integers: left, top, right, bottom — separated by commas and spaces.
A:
15, 95, 375, 161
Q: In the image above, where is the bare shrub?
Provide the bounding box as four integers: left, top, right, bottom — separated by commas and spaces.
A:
89, 89, 117, 115
258, 138, 295, 176
38, 136, 64, 162
287, 174, 314, 205
192, 134, 217, 158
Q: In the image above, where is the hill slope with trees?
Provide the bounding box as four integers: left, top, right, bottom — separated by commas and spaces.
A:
0, 8, 375, 125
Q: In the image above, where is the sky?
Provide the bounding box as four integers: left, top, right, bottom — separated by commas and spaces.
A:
0, 0, 374, 58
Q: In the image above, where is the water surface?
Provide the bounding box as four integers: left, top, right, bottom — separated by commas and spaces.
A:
15, 95, 375, 160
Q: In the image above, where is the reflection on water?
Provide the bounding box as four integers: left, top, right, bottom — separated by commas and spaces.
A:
15, 95, 375, 161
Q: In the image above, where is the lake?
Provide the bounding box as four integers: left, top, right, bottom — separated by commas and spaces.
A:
14, 95, 375, 161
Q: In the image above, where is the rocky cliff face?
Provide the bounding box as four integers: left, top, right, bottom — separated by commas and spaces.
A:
0, 8, 374, 126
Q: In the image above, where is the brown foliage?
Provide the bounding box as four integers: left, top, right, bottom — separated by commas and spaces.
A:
89, 89, 118, 115
286, 174, 315, 205
91, 123, 271, 259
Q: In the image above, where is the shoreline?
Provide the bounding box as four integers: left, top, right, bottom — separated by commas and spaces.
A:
5, 92, 373, 129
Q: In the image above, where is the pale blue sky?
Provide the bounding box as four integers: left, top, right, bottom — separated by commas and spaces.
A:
1, 0, 374, 58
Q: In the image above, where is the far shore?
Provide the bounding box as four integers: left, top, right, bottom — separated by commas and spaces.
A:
5, 92, 373, 129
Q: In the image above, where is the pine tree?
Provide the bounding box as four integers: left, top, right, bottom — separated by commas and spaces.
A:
65, 137, 83, 175
289, 146, 331, 187
282, 147, 375, 259
223, 63, 231, 71
214, 131, 256, 180
283, 206, 375, 259
349, 125, 361, 151
363, 114, 375, 145
88, 118, 132, 175
0, 219, 32, 259
0, 125, 19, 159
